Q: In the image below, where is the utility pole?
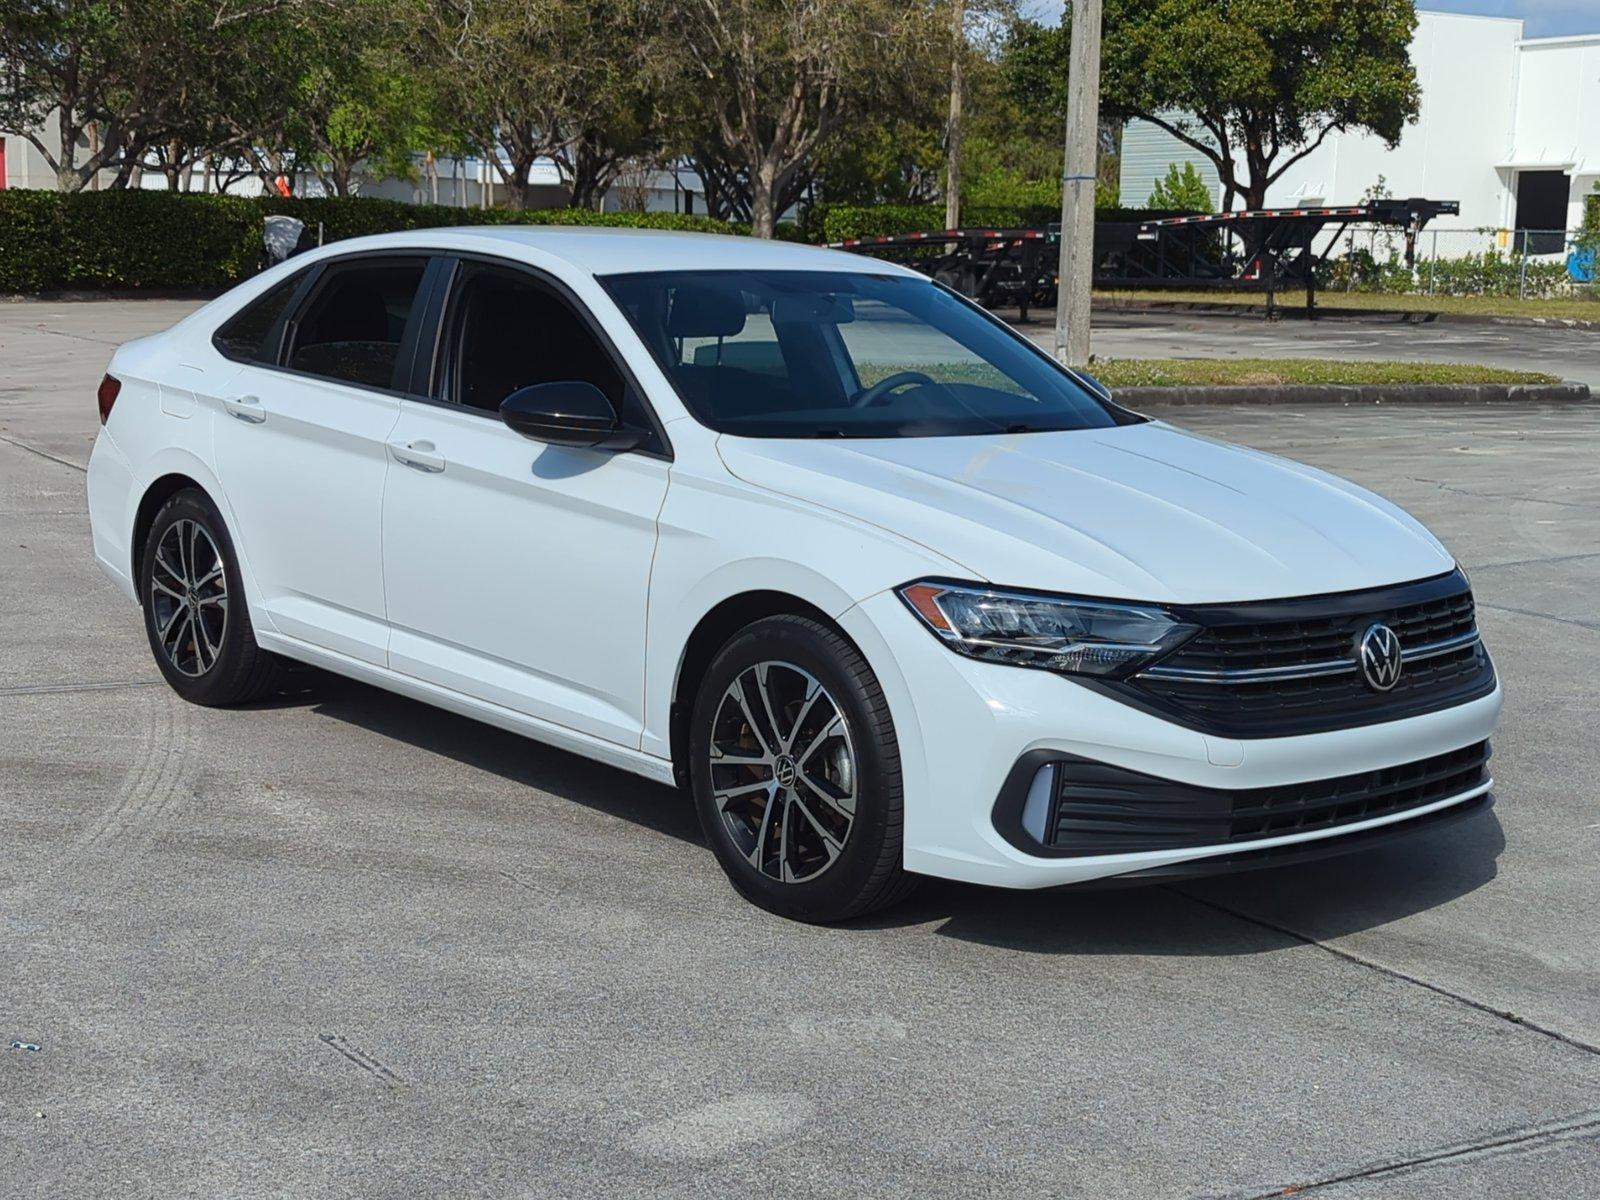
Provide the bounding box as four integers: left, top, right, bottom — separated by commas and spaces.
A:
945, 0, 964, 232
1054, 0, 1102, 365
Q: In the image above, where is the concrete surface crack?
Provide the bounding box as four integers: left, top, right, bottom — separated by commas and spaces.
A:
0, 680, 162, 698
1228, 1110, 1600, 1199
1411, 477, 1599, 512
0, 434, 87, 474
318, 1032, 406, 1089
1469, 550, 1600, 572
1475, 601, 1600, 634
1170, 887, 1600, 1059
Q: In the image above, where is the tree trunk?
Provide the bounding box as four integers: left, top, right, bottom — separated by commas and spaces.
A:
565, 141, 618, 211
330, 160, 354, 197
748, 159, 778, 239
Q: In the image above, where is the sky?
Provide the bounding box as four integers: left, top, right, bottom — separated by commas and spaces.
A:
1023, 1, 1600, 39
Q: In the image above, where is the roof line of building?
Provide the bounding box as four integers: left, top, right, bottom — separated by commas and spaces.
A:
1417, 9, 1523, 28
1517, 33, 1600, 50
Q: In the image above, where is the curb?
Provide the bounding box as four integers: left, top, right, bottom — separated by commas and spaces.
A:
1092, 298, 1600, 331
1112, 381, 1592, 406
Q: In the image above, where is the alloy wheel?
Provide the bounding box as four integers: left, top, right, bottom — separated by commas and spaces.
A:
149, 518, 228, 677
708, 661, 857, 883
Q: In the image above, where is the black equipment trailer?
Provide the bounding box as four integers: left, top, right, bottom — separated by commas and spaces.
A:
829, 198, 1461, 321
826, 227, 1059, 320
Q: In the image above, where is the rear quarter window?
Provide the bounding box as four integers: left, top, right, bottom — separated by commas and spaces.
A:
213, 273, 305, 363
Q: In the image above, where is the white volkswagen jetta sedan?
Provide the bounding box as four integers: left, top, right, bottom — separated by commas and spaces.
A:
87, 228, 1501, 921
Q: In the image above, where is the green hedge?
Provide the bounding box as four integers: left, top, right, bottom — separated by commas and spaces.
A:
0, 189, 741, 293
0, 189, 1195, 293
805, 202, 1204, 244
1320, 248, 1575, 300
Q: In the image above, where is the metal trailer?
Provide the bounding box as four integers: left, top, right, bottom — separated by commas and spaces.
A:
1121, 198, 1462, 319
826, 227, 1059, 320
829, 198, 1461, 321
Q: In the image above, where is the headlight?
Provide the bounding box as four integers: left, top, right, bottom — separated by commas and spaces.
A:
896, 580, 1198, 678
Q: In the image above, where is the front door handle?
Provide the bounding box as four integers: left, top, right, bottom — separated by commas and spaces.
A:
388, 439, 446, 473
222, 394, 266, 424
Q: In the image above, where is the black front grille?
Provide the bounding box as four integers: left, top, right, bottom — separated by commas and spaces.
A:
1158, 587, 1476, 674
1042, 741, 1490, 855
1097, 569, 1496, 737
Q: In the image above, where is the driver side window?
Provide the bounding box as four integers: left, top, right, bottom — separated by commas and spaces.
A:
446, 266, 624, 416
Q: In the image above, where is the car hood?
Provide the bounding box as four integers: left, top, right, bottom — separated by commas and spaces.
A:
715, 421, 1454, 604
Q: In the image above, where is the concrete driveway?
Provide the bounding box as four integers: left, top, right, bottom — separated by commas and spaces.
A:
3, 300, 1598, 1198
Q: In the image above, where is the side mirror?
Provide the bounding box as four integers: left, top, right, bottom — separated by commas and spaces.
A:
1069, 369, 1113, 402
499, 381, 641, 450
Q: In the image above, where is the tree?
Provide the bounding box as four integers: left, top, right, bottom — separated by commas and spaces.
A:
288, 1, 440, 196
1008, 0, 1421, 212
430, 0, 652, 211
0, 0, 331, 192
0, 1, 164, 190
1147, 161, 1211, 211
655, 0, 942, 237
550, 49, 661, 211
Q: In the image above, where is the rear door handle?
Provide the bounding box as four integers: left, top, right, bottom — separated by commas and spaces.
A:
388, 439, 446, 473
222, 394, 266, 424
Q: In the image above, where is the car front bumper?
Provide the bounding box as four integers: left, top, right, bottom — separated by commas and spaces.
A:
840, 590, 1503, 890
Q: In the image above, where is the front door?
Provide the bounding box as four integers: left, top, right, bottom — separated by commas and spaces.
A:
211, 256, 429, 665
380, 261, 670, 748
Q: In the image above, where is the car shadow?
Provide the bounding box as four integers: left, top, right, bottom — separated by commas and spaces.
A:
278, 669, 704, 847
863, 808, 1504, 957
261, 669, 1503, 956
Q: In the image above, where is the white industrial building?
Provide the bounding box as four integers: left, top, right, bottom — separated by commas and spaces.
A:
1120, 11, 1600, 239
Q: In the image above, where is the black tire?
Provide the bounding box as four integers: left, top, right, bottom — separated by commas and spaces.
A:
689, 614, 919, 922
139, 488, 287, 706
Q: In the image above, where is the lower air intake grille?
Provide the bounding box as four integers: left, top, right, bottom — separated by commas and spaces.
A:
1044, 741, 1490, 855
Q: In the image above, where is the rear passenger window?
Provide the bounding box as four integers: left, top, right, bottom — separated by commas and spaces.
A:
213, 272, 304, 362
286, 259, 427, 390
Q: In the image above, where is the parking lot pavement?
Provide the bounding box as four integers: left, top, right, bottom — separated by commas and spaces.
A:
3, 300, 1599, 1198
1024, 308, 1600, 390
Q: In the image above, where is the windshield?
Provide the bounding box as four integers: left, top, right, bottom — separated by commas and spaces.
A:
600, 269, 1137, 438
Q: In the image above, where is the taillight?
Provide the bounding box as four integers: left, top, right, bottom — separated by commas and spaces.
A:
97, 374, 121, 425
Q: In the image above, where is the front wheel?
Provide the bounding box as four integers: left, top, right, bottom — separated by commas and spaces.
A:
689, 615, 918, 922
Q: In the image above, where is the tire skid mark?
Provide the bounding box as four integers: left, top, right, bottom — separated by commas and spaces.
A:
318, 1032, 406, 1090
71, 688, 162, 854
72, 691, 197, 858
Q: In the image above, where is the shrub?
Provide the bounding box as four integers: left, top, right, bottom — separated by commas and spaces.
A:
0, 190, 741, 294
1147, 163, 1213, 214
1320, 247, 1573, 300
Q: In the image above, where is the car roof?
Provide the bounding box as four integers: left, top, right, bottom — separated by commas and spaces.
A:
298, 225, 922, 279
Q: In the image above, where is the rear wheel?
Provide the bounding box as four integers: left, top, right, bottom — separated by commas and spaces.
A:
139, 489, 286, 706
689, 615, 917, 922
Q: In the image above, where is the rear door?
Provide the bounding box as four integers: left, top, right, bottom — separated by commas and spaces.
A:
210, 255, 433, 665
380, 257, 671, 748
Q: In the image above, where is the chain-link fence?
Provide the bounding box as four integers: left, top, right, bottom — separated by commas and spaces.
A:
1318, 227, 1596, 301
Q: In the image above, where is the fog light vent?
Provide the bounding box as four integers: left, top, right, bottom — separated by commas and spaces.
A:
1020, 763, 1057, 844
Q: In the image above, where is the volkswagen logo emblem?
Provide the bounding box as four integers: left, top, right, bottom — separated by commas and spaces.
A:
773, 754, 798, 788
1358, 623, 1404, 692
